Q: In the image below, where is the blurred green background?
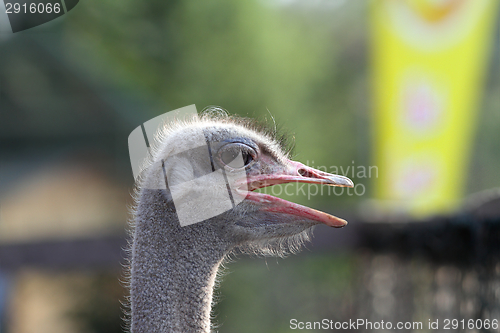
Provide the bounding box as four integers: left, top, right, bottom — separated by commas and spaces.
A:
0, 0, 499, 332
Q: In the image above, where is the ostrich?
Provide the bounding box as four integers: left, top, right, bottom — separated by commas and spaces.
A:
128, 109, 353, 333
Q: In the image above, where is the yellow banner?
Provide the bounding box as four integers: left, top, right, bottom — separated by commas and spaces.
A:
371, 0, 499, 217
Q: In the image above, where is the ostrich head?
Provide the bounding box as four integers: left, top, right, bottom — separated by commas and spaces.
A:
137, 109, 352, 251
130, 108, 353, 332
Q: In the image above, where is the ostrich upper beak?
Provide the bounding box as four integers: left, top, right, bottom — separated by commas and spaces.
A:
241, 160, 354, 228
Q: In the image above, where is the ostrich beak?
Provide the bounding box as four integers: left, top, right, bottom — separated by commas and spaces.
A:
242, 161, 354, 228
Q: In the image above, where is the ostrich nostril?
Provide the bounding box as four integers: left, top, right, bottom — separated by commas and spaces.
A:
297, 168, 308, 177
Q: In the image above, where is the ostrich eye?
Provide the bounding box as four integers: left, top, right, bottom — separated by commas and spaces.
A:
217, 143, 256, 169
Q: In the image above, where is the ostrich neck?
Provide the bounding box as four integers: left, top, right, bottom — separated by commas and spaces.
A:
130, 192, 230, 333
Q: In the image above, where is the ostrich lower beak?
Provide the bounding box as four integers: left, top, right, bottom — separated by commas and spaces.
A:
242, 161, 354, 227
